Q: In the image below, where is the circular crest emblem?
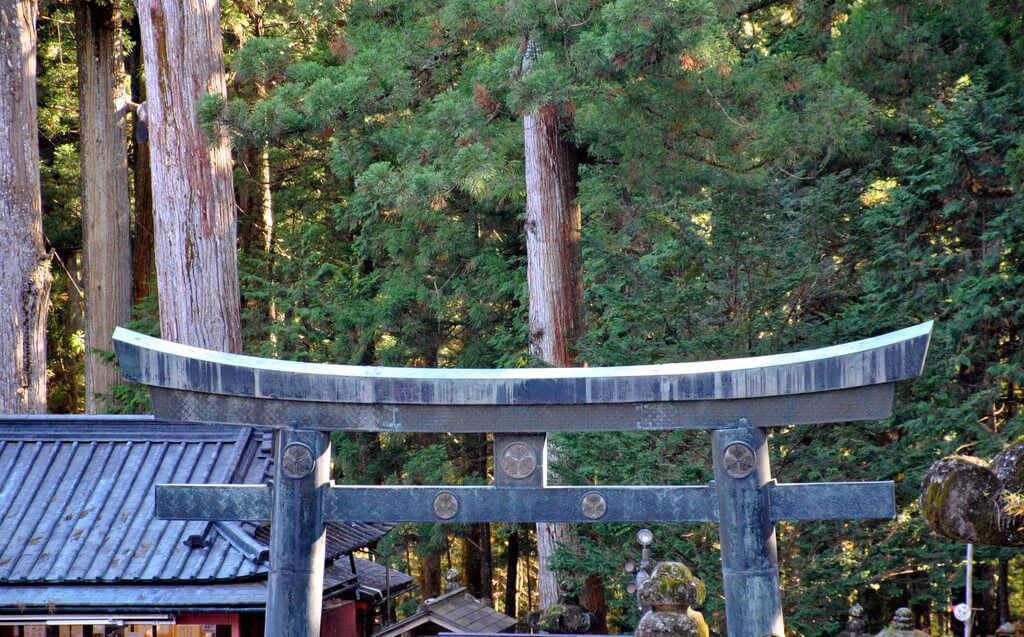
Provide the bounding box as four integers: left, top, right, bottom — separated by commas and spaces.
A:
433, 492, 459, 520
500, 442, 538, 480
281, 442, 315, 479
722, 442, 756, 479
581, 492, 607, 520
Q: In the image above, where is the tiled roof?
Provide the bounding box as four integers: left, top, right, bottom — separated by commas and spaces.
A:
253, 521, 394, 561
423, 589, 518, 633
349, 557, 415, 600
0, 416, 412, 609
373, 588, 517, 637
0, 417, 259, 583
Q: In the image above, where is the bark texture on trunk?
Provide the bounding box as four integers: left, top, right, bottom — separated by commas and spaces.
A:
582, 572, 607, 632
420, 550, 442, 598
0, 0, 51, 413
75, 0, 132, 412
126, 13, 155, 306
237, 141, 275, 339
504, 525, 520, 616
136, 0, 241, 353
534, 520, 571, 608
998, 557, 1010, 623
479, 521, 494, 603
522, 41, 585, 610
462, 533, 483, 598
130, 114, 154, 304
524, 109, 584, 367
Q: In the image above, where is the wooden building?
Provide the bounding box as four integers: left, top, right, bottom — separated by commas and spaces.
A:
372, 587, 518, 637
0, 417, 414, 637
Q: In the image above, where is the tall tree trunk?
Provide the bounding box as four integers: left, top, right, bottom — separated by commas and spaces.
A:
998, 557, 1010, 624
237, 143, 273, 255
454, 432, 493, 602
504, 525, 520, 616
523, 38, 585, 610
237, 141, 275, 339
480, 522, 494, 603
0, 0, 51, 413
126, 13, 154, 306
135, 0, 241, 352
75, 0, 132, 412
420, 550, 442, 598
462, 533, 483, 597
583, 573, 608, 632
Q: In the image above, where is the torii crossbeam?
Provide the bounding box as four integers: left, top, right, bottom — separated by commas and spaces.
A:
114, 322, 932, 637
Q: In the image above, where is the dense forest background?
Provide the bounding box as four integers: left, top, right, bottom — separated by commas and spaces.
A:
15, 0, 1024, 634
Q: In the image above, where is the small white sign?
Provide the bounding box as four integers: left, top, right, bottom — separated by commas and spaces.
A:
953, 602, 972, 622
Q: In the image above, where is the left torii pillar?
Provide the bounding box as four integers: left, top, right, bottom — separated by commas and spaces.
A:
266, 428, 330, 636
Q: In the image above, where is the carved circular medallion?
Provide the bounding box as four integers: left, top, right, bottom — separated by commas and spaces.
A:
581, 492, 607, 520
722, 442, 756, 479
281, 442, 315, 479
433, 492, 459, 520
500, 442, 538, 480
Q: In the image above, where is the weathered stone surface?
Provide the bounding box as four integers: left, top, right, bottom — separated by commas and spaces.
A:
637, 562, 705, 609
992, 442, 1024, 492
444, 568, 460, 593
874, 607, 928, 637
529, 603, 598, 634
838, 603, 869, 637
920, 443, 1024, 546
995, 621, 1017, 637
528, 579, 599, 634
635, 562, 709, 637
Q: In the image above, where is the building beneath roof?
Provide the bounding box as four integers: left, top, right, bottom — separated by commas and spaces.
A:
0, 416, 414, 637
371, 584, 518, 637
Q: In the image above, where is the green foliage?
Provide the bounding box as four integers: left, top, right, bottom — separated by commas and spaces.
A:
36, 0, 1024, 632
204, 0, 1024, 632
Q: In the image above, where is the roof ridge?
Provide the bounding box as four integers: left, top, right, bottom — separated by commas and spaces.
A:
0, 417, 244, 442
425, 586, 469, 605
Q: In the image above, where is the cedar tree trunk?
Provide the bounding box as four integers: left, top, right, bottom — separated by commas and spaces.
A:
480, 521, 494, 603
126, 13, 154, 306
504, 525, 520, 616
420, 550, 442, 598
75, 0, 132, 411
135, 0, 241, 352
522, 39, 585, 609
0, 0, 51, 413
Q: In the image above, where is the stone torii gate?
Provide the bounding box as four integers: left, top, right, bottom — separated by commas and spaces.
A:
113, 322, 933, 637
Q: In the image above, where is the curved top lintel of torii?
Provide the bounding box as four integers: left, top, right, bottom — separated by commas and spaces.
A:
113, 322, 932, 432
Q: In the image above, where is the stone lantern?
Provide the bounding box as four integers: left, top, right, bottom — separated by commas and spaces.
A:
875, 607, 927, 637
527, 579, 599, 634
635, 562, 709, 637
839, 603, 870, 637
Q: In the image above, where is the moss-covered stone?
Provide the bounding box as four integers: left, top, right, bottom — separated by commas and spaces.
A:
636, 609, 709, 637
635, 562, 709, 637
873, 607, 928, 637
920, 451, 1024, 546
637, 562, 706, 610
527, 602, 597, 633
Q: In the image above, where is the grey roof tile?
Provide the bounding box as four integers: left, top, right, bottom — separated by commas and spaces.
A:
419, 589, 517, 634
0, 416, 409, 605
